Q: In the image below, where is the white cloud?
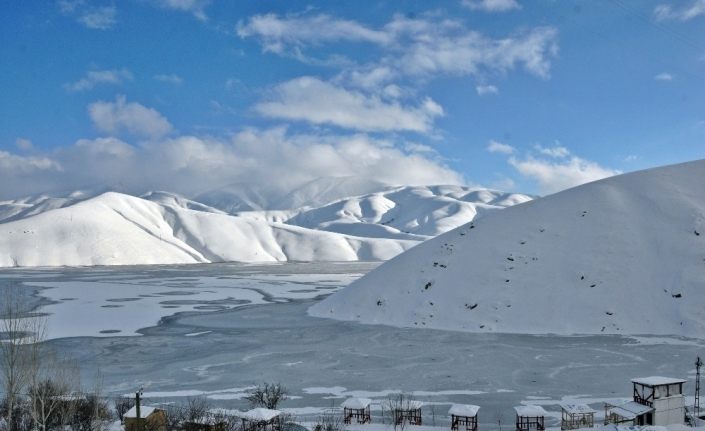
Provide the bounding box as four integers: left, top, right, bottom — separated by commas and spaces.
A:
154, 74, 184, 85
15, 138, 34, 151
238, 13, 559, 81
236, 13, 390, 53
654, 72, 674, 81
88, 95, 173, 139
154, 0, 210, 21
535, 144, 570, 158
506, 147, 619, 195
74, 137, 135, 158
254, 77, 444, 133
461, 0, 521, 13
64, 68, 133, 92
476, 84, 499, 95
0, 151, 62, 174
0, 127, 465, 200
654, 0, 705, 21
487, 140, 515, 155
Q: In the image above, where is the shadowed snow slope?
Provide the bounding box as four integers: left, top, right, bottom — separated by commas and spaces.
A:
0, 192, 416, 267
309, 160, 705, 337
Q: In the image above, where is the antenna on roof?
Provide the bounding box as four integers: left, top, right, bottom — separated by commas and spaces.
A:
696, 356, 703, 419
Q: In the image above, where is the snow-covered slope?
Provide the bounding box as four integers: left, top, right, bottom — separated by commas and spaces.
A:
194, 176, 391, 213
141, 191, 225, 214
310, 160, 705, 337
0, 183, 530, 268
0, 192, 416, 267
286, 185, 531, 240
0, 189, 103, 223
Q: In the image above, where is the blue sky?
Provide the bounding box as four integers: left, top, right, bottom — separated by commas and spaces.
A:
1, 0, 704, 200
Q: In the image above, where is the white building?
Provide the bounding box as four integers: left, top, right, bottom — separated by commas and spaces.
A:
631, 376, 686, 426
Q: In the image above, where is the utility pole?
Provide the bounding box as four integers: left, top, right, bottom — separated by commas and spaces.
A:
136, 390, 141, 420
696, 356, 703, 418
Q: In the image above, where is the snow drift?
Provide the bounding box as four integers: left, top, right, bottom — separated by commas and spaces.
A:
310, 160, 705, 337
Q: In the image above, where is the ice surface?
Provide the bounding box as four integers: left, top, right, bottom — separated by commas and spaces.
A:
1, 262, 702, 431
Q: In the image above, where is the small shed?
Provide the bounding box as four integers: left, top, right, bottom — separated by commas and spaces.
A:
449, 404, 480, 431
604, 401, 653, 426
341, 398, 372, 424
241, 408, 282, 431
124, 405, 167, 431
631, 376, 686, 426
393, 400, 423, 426
514, 405, 547, 431
560, 403, 595, 430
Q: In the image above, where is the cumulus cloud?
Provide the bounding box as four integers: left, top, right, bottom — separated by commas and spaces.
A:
476, 84, 499, 95
654, 0, 705, 21
254, 77, 444, 133
0, 151, 62, 175
88, 95, 173, 139
486, 140, 515, 155
461, 0, 521, 13
154, 74, 183, 85
654, 72, 674, 81
64, 68, 133, 92
0, 127, 464, 201
238, 13, 559, 82
506, 147, 620, 195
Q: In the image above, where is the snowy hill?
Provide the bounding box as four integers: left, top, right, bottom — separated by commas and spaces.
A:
0, 192, 416, 267
309, 160, 705, 337
285, 185, 531, 239
194, 176, 391, 212
0, 183, 530, 268
0, 189, 104, 223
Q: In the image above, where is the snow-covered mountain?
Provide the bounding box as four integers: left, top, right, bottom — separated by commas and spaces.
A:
0, 189, 105, 223
285, 185, 531, 240
0, 192, 416, 267
194, 176, 390, 212
309, 160, 705, 337
0, 184, 530, 267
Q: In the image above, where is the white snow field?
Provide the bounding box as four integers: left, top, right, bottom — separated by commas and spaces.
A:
310, 159, 705, 337
0, 184, 530, 267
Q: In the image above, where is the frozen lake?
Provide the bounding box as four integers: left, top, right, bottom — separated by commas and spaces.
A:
1, 262, 703, 430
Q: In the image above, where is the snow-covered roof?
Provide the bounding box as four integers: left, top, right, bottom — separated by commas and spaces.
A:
341, 398, 372, 409
124, 406, 159, 419
241, 408, 281, 422
514, 405, 548, 417
560, 404, 597, 415
449, 404, 480, 417
631, 377, 687, 386
606, 401, 653, 420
